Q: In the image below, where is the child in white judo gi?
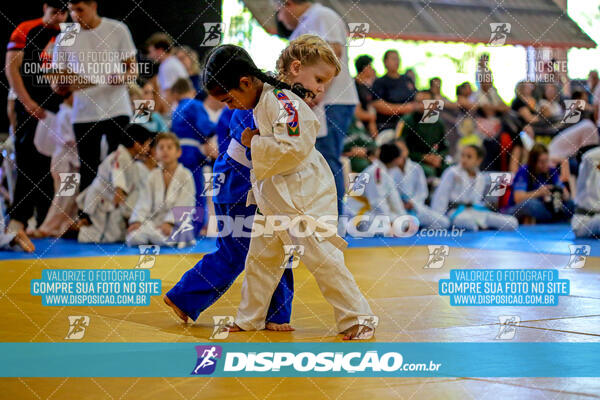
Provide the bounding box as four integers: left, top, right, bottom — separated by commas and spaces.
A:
202, 35, 376, 339
127, 132, 196, 247
388, 140, 450, 229
78, 124, 154, 243
571, 146, 600, 238
431, 145, 518, 232
38, 93, 80, 237
345, 143, 407, 236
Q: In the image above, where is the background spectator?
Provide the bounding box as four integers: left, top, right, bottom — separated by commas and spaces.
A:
274, 0, 358, 215
372, 50, 417, 132
353, 55, 377, 137
397, 91, 449, 178
175, 45, 205, 99
504, 143, 574, 224
53, 0, 137, 191
4, 1, 67, 238
145, 32, 188, 107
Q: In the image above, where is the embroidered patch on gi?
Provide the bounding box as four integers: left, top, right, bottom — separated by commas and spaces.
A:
273, 88, 299, 136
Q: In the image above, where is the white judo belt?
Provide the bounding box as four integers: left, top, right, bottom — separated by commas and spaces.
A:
226, 139, 252, 169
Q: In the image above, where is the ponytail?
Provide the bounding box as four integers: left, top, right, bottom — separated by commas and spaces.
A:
202, 44, 311, 100
251, 68, 311, 99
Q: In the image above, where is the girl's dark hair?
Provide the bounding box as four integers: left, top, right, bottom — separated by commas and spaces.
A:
527, 143, 549, 186
379, 143, 401, 164
465, 144, 485, 160
201, 44, 310, 99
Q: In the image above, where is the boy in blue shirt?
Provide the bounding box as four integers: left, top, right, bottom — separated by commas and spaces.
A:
170, 78, 216, 233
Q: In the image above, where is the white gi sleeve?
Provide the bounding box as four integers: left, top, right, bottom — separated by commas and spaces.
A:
83, 154, 114, 213
431, 167, 454, 214
412, 163, 429, 205
251, 89, 319, 180
164, 167, 196, 225
129, 172, 153, 224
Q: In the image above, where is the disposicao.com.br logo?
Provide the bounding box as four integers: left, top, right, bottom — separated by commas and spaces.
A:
191, 346, 441, 376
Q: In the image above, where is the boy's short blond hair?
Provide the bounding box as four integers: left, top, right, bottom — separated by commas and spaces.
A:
276, 34, 341, 78
155, 132, 181, 150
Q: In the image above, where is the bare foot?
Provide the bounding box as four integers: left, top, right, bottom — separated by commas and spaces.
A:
265, 322, 295, 331
226, 323, 244, 332
12, 230, 34, 253
342, 324, 375, 340
32, 229, 49, 238
163, 295, 188, 323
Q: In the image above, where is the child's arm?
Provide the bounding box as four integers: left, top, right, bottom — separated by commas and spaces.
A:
81, 156, 113, 214
251, 91, 318, 180
364, 169, 404, 220
431, 168, 453, 213
111, 151, 131, 206
386, 174, 407, 219
412, 164, 429, 205
129, 175, 152, 227
164, 169, 196, 225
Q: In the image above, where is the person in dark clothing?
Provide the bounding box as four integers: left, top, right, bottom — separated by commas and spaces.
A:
372, 50, 418, 132
4, 1, 68, 237
397, 91, 449, 178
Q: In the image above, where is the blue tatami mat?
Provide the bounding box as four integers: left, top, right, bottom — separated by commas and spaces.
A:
0, 224, 597, 261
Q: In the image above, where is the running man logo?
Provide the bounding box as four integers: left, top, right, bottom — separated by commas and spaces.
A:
132, 100, 155, 123
201, 23, 225, 46
57, 23, 80, 46
562, 100, 586, 124
210, 316, 234, 340
347, 23, 369, 47
169, 206, 201, 244
57, 173, 80, 197
281, 245, 304, 269
420, 100, 444, 124
355, 315, 378, 340
135, 245, 160, 269
191, 345, 222, 375
201, 172, 225, 196
487, 172, 513, 197
275, 99, 299, 124
424, 245, 449, 269
65, 316, 90, 340
347, 172, 370, 196
566, 244, 590, 269
495, 315, 520, 340
488, 23, 511, 46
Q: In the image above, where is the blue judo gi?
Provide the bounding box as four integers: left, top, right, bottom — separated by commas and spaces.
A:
166, 109, 294, 323
171, 98, 218, 233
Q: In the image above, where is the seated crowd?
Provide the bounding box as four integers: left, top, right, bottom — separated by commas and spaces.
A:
2, 28, 600, 253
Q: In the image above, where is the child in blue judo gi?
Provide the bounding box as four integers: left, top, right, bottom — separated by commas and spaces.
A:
164, 109, 295, 331
170, 77, 216, 234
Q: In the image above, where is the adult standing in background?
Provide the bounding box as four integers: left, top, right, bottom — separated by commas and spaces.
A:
371, 50, 418, 133
274, 0, 358, 215
5, 1, 68, 238
53, 0, 137, 191
145, 33, 189, 104
353, 55, 378, 137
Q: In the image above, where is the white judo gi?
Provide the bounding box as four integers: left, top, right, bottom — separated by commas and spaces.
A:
126, 163, 196, 247
389, 160, 450, 229
78, 145, 143, 243
431, 165, 518, 231
236, 83, 375, 332
571, 147, 600, 238
39, 102, 80, 236
345, 159, 406, 234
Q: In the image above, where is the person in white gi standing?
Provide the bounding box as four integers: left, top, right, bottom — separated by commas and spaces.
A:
202, 36, 376, 339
